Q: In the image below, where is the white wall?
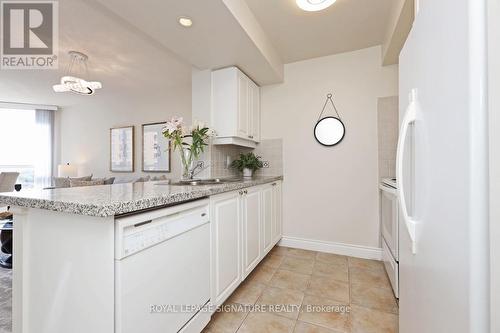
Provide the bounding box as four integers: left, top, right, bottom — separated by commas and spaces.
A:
261, 46, 398, 251
59, 82, 191, 180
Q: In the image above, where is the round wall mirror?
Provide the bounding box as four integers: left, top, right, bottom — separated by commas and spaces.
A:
314, 116, 345, 146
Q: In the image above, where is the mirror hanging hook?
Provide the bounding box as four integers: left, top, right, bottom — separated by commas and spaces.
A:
317, 92, 342, 121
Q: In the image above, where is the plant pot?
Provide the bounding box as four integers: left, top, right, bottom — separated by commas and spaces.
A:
243, 168, 253, 178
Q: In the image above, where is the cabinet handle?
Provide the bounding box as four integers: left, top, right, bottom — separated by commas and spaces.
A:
245, 190, 248, 194
239, 191, 243, 195
248, 135, 254, 139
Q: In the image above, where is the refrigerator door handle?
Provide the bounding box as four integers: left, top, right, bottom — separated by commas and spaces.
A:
397, 89, 418, 254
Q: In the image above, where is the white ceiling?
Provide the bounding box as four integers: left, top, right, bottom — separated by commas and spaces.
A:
0, 0, 401, 99
0, 0, 192, 107
91, 0, 284, 85
245, 0, 396, 63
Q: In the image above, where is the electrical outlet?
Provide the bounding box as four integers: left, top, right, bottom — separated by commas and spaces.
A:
263, 161, 270, 168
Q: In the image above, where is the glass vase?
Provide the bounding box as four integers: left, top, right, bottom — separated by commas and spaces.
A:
180, 148, 194, 180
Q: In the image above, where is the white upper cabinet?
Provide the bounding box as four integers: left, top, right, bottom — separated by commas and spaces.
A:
212, 67, 260, 148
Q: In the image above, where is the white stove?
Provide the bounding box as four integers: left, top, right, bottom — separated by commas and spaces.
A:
380, 177, 398, 297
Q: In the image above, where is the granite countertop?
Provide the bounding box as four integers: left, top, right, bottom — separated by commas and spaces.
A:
0, 176, 282, 218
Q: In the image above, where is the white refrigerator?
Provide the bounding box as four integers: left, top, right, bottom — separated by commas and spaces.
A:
397, 0, 490, 332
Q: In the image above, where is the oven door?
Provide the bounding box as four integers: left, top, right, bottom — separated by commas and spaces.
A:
380, 183, 399, 260
382, 237, 399, 298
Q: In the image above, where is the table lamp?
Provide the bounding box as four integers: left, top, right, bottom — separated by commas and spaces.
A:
58, 163, 78, 177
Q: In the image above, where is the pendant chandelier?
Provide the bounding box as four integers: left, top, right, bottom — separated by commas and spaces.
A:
53, 51, 102, 95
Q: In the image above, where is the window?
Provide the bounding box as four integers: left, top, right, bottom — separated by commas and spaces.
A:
0, 108, 54, 189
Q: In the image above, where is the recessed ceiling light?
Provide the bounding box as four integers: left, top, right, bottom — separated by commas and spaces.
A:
178, 16, 193, 27
296, 0, 337, 11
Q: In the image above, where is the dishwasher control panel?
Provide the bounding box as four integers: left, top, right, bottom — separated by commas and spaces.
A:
115, 200, 209, 259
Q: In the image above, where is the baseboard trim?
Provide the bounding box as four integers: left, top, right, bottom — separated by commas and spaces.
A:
278, 236, 382, 260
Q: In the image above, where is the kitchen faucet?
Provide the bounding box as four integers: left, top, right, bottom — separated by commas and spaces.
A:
188, 161, 209, 179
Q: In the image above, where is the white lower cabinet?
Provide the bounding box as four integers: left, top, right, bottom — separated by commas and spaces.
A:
210, 181, 282, 307
272, 181, 282, 244
242, 186, 261, 278
210, 191, 242, 307
262, 181, 282, 255
261, 185, 274, 255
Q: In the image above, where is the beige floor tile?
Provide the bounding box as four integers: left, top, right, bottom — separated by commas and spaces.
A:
306, 275, 350, 303
256, 286, 305, 320
203, 303, 249, 333
298, 295, 351, 333
348, 258, 384, 272
263, 253, 285, 268
237, 312, 295, 333
351, 284, 398, 314
228, 280, 266, 305
349, 267, 391, 290
246, 263, 277, 285
293, 321, 343, 333
287, 248, 317, 260
316, 253, 348, 266
280, 256, 315, 274
312, 261, 349, 282
269, 270, 311, 291
350, 305, 398, 333
272, 246, 290, 256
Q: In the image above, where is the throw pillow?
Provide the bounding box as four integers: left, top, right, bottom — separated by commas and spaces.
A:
70, 179, 104, 187
151, 175, 168, 181
93, 177, 115, 185
133, 175, 151, 183
53, 175, 92, 188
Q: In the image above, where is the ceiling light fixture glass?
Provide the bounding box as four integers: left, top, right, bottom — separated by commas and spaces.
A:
178, 16, 193, 27
53, 51, 102, 95
296, 0, 337, 11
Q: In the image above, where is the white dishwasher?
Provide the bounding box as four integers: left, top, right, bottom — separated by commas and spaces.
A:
115, 199, 211, 333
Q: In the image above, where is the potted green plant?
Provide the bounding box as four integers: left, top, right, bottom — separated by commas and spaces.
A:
231, 152, 264, 178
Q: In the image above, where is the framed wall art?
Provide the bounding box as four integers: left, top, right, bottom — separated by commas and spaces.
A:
142, 122, 171, 172
110, 126, 134, 172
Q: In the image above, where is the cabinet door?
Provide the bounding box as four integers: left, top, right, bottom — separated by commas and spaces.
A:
251, 82, 260, 142
261, 185, 274, 255
242, 187, 261, 278
237, 73, 249, 138
247, 80, 260, 142
210, 191, 241, 306
272, 181, 282, 244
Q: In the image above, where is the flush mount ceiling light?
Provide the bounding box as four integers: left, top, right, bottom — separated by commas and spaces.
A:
296, 0, 337, 11
178, 16, 193, 27
53, 51, 102, 95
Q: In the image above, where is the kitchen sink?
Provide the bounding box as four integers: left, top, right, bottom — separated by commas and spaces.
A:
170, 178, 242, 186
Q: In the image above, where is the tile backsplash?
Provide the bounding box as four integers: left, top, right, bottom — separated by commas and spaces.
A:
377, 96, 399, 180
206, 139, 283, 178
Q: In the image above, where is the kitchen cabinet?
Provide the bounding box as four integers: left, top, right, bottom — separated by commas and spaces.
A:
248, 79, 260, 142
210, 191, 242, 307
212, 67, 260, 148
272, 181, 282, 244
262, 181, 282, 255
261, 185, 274, 255
242, 186, 261, 278
210, 181, 282, 306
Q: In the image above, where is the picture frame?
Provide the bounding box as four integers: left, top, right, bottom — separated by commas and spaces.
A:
142, 122, 171, 172
110, 126, 135, 172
